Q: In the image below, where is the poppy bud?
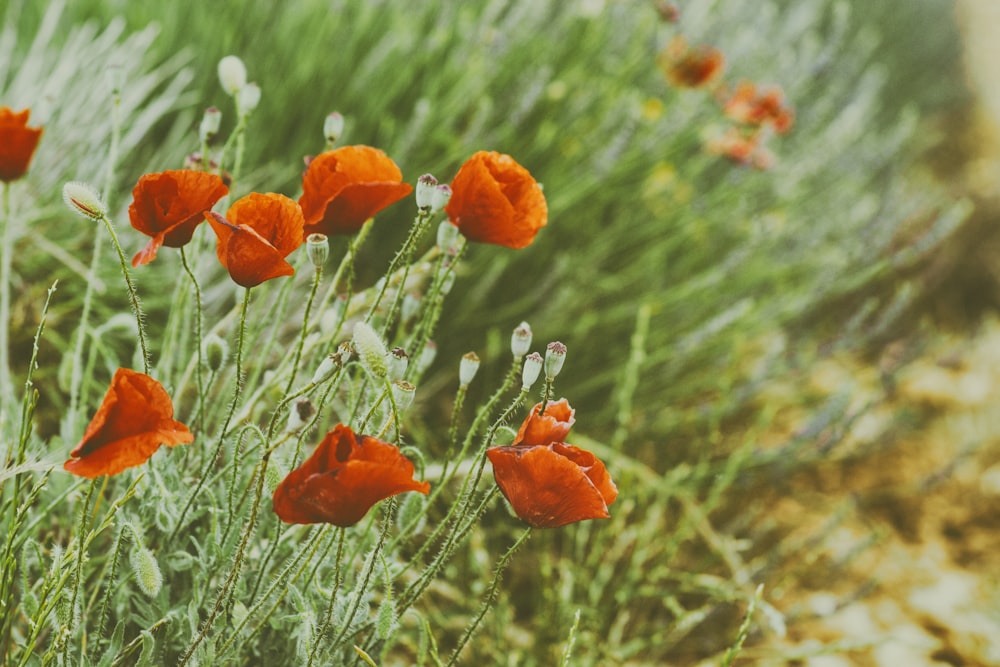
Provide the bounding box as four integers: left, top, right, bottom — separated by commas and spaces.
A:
337, 340, 354, 364
391, 380, 416, 412
416, 174, 438, 211
417, 340, 437, 374
401, 293, 421, 323
544, 341, 567, 379
286, 398, 317, 433
353, 321, 388, 378
311, 352, 338, 384
439, 270, 456, 295
436, 219, 460, 251
521, 352, 543, 390
323, 112, 344, 144
129, 547, 162, 598
387, 347, 409, 382
202, 333, 229, 372
218, 55, 247, 95
306, 233, 329, 268
511, 322, 532, 358
62, 181, 106, 220
430, 184, 452, 214
199, 107, 222, 143
459, 352, 480, 388
265, 458, 285, 494
106, 63, 125, 95
375, 598, 399, 641
396, 491, 427, 534
238, 82, 261, 112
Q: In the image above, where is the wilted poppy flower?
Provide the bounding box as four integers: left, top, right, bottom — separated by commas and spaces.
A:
298, 145, 412, 236
723, 81, 794, 134
658, 36, 725, 89
444, 151, 548, 249
272, 423, 430, 526
0, 107, 43, 182
206, 192, 305, 288
64, 368, 193, 478
487, 400, 617, 528
128, 170, 229, 266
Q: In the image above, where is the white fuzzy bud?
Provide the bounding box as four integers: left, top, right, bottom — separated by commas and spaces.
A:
238, 82, 261, 112
62, 181, 106, 220
436, 220, 460, 250
129, 547, 162, 598
324, 112, 344, 144
353, 321, 388, 378
218, 55, 247, 95
199, 107, 222, 143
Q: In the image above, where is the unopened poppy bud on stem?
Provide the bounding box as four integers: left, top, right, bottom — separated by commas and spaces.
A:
306, 233, 329, 268
544, 341, 567, 379
286, 398, 317, 432
238, 83, 261, 112
353, 321, 388, 378
459, 352, 480, 388
324, 112, 344, 145
416, 174, 438, 211
387, 347, 409, 382
218, 55, 247, 95
521, 352, 543, 390
62, 181, 106, 221
199, 107, 222, 143
436, 219, 459, 251
202, 333, 229, 372
311, 352, 339, 384
511, 321, 532, 358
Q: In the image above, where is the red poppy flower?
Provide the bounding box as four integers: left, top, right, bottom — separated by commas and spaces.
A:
128, 170, 229, 266
487, 400, 617, 528
658, 36, 725, 89
723, 81, 794, 134
64, 368, 193, 478
0, 107, 43, 182
705, 127, 775, 170
444, 151, 548, 249
206, 192, 305, 288
272, 424, 430, 526
298, 145, 413, 236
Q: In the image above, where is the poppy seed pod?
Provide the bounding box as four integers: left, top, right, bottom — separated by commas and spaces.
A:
430, 184, 452, 213
306, 233, 329, 268
417, 340, 437, 374
401, 293, 421, 324
416, 174, 438, 211
459, 352, 480, 388
511, 322, 532, 358
324, 112, 345, 144
353, 321, 388, 378
218, 55, 247, 95
521, 352, 543, 390
62, 181, 106, 221
199, 107, 222, 143
391, 380, 416, 412
387, 347, 409, 382
436, 219, 460, 251
238, 83, 261, 112
544, 342, 567, 379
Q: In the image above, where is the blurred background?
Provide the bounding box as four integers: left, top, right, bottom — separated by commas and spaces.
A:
5, 0, 1000, 663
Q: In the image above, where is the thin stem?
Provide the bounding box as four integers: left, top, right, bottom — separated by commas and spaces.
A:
306, 527, 346, 667
445, 528, 532, 666
98, 213, 150, 374
0, 183, 12, 407
365, 210, 432, 324
284, 265, 323, 394
180, 247, 206, 435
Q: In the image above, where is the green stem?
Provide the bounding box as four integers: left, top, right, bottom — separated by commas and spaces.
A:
306, 527, 346, 667
180, 247, 206, 435
0, 184, 12, 409
365, 210, 432, 325
98, 213, 149, 374
284, 264, 323, 395
445, 528, 532, 666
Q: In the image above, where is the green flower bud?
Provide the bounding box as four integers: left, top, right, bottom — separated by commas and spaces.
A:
202, 333, 229, 372
353, 321, 388, 378
375, 598, 399, 641
130, 547, 162, 598
62, 181, 106, 220
218, 55, 247, 95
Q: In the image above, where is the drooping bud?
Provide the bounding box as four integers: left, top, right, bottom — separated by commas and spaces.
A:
202, 333, 229, 372
416, 174, 438, 211
306, 233, 329, 268
387, 347, 409, 382
218, 55, 247, 95
199, 107, 222, 143
391, 380, 416, 412
430, 184, 452, 214
521, 352, 544, 390
323, 112, 345, 144
129, 547, 163, 598
286, 398, 317, 432
511, 322, 532, 358
459, 352, 480, 388
62, 181, 106, 221
353, 321, 388, 378
238, 82, 261, 112
375, 598, 399, 641
544, 341, 567, 379
311, 352, 339, 384
436, 220, 460, 251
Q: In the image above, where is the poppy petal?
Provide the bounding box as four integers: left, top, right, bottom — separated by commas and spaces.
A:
515, 398, 575, 447
0, 107, 43, 183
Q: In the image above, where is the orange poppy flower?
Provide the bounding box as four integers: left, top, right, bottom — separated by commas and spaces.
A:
64, 368, 193, 478
705, 127, 775, 170
298, 145, 413, 236
487, 400, 617, 528
444, 151, 548, 249
723, 81, 794, 134
0, 107, 43, 182
206, 192, 305, 288
658, 36, 725, 89
128, 170, 229, 266
272, 424, 430, 526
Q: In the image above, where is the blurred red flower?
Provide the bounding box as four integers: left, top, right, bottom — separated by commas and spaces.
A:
0, 107, 43, 182
723, 81, 795, 134
129, 170, 229, 266
272, 423, 430, 526
206, 192, 305, 288
298, 146, 412, 236
705, 126, 775, 170
64, 368, 193, 478
658, 36, 725, 89
444, 151, 548, 249
487, 400, 617, 528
